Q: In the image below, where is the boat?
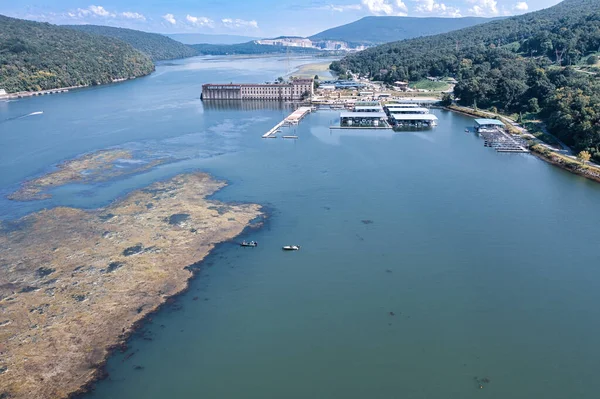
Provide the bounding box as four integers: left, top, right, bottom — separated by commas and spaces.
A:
240, 240, 258, 247
282, 245, 300, 251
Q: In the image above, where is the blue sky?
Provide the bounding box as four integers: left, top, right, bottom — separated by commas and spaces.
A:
1, 0, 563, 37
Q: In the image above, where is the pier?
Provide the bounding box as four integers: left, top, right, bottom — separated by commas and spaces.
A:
262, 107, 312, 138
480, 128, 529, 153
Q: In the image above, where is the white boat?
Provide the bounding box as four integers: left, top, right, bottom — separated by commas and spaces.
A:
282, 245, 300, 251
240, 240, 258, 247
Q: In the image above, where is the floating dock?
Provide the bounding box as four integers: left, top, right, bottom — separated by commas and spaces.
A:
479, 128, 529, 153
262, 107, 312, 138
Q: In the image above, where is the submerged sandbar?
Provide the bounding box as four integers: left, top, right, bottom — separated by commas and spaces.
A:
8, 149, 167, 201
0, 172, 262, 398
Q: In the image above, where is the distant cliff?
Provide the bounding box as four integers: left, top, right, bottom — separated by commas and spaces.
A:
0, 15, 154, 93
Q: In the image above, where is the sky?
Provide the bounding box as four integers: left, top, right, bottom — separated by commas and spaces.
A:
1, 0, 564, 37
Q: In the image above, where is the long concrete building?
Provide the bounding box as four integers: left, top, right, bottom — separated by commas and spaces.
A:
201, 79, 314, 101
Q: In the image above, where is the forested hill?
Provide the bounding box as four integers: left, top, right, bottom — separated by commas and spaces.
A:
64, 25, 198, 61
191, 42, 322, 55
309, 16, 496, 45
0, 15, 154, 93
332, 0, 600, 161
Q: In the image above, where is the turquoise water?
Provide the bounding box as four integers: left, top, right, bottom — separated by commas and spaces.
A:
2, 56, 600, 399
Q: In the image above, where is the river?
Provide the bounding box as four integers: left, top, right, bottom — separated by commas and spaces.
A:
1, 55, 600, 399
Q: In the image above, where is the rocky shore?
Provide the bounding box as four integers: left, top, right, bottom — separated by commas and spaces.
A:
0, 173, 262, 398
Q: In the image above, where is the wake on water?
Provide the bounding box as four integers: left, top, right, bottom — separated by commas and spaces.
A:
0, 111, 43, 124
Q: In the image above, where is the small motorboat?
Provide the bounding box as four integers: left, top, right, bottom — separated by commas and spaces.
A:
282, 245, 300, 251
240, 240, 258, 247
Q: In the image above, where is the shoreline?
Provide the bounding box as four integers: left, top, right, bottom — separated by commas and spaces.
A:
0, 77, 142, 100
69, 214, 268, 398
444, 105, 600, 184
0, 173, 264, 399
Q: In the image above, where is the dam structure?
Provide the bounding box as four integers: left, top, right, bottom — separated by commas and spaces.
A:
201, 78, 314, 101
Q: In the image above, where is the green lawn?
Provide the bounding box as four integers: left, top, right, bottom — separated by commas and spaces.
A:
409, 79, 451, 91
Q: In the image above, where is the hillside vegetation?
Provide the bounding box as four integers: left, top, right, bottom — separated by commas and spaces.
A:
332, 0, 600, 161
309, 16, 496, 45
191, 42, 322, 55
0, 15, 154, 93
64, 25, 198, 61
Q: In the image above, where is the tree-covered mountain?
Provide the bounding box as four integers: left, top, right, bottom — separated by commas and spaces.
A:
332, 0, 600, 161
191, 41, 323, 55
0, 15, 154, 94
64, 24, 198, 61
167, 33, 260, 45
309, 16, 497, 45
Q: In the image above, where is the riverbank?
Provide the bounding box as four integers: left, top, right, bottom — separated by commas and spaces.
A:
0, 77, 144, 101
445, 104, 600, 184
0, 173, 263, 399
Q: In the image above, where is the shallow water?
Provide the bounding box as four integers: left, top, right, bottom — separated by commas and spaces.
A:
1, 55, 600, 399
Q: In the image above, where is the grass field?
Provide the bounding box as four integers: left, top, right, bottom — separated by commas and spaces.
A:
291, 61, 336, 79
409, 79, 451, 91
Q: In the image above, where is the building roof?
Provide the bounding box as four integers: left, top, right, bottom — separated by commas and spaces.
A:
390, 113, 438, 121
474, 118, 505, 126
388, 107, 429, 113
386, 104, 420, 108
354, 105, 384, 111
340, 112, 387, 118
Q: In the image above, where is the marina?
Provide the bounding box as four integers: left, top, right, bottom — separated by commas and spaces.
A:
4, 55, 600, 399
474, 118, 530, 153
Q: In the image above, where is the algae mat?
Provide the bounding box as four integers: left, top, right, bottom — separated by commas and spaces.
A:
0, 173, 262, 398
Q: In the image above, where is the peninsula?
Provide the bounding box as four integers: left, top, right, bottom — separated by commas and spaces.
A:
0, 173, 262, 399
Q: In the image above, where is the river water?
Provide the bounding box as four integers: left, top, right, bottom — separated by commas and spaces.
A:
1, 56, 600, 399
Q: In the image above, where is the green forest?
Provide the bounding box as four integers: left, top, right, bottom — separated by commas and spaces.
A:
331, 0, 600, 161
0, 15, 154, 93
191, 42, 323, 55
63, 25, 198, 61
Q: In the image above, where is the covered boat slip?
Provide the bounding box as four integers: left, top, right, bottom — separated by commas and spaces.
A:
389, 113, 438, 127
338, 111, 391, 128
353, 105, 385, 113
474, 118, 505, 132
385, 107, 430, 115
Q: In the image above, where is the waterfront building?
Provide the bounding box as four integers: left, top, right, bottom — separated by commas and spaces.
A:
354, 105, 384, 113
474, 118, 505, 132
202, 79, 314, 101
340, 111, 387, 127
389, 113, 438, 127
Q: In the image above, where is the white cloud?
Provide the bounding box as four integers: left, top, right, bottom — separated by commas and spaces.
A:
361, 0, 408, 15
186, 14, 214, 27
162, 13, 177, 24
88, 5, 113, 17
413, 0, 461, 16
513, 1, 528, 11
315, 4, 364, 12
221, 18, 259, 29
70, 5, 118, 19
467, 0, 498, 16
121, 11, 146, 21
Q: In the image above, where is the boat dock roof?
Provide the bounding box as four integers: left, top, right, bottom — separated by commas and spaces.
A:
340, 111, 387, 118
474, 118, 505, 126
387, 107, 430, 113
389, 113, 438, 121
